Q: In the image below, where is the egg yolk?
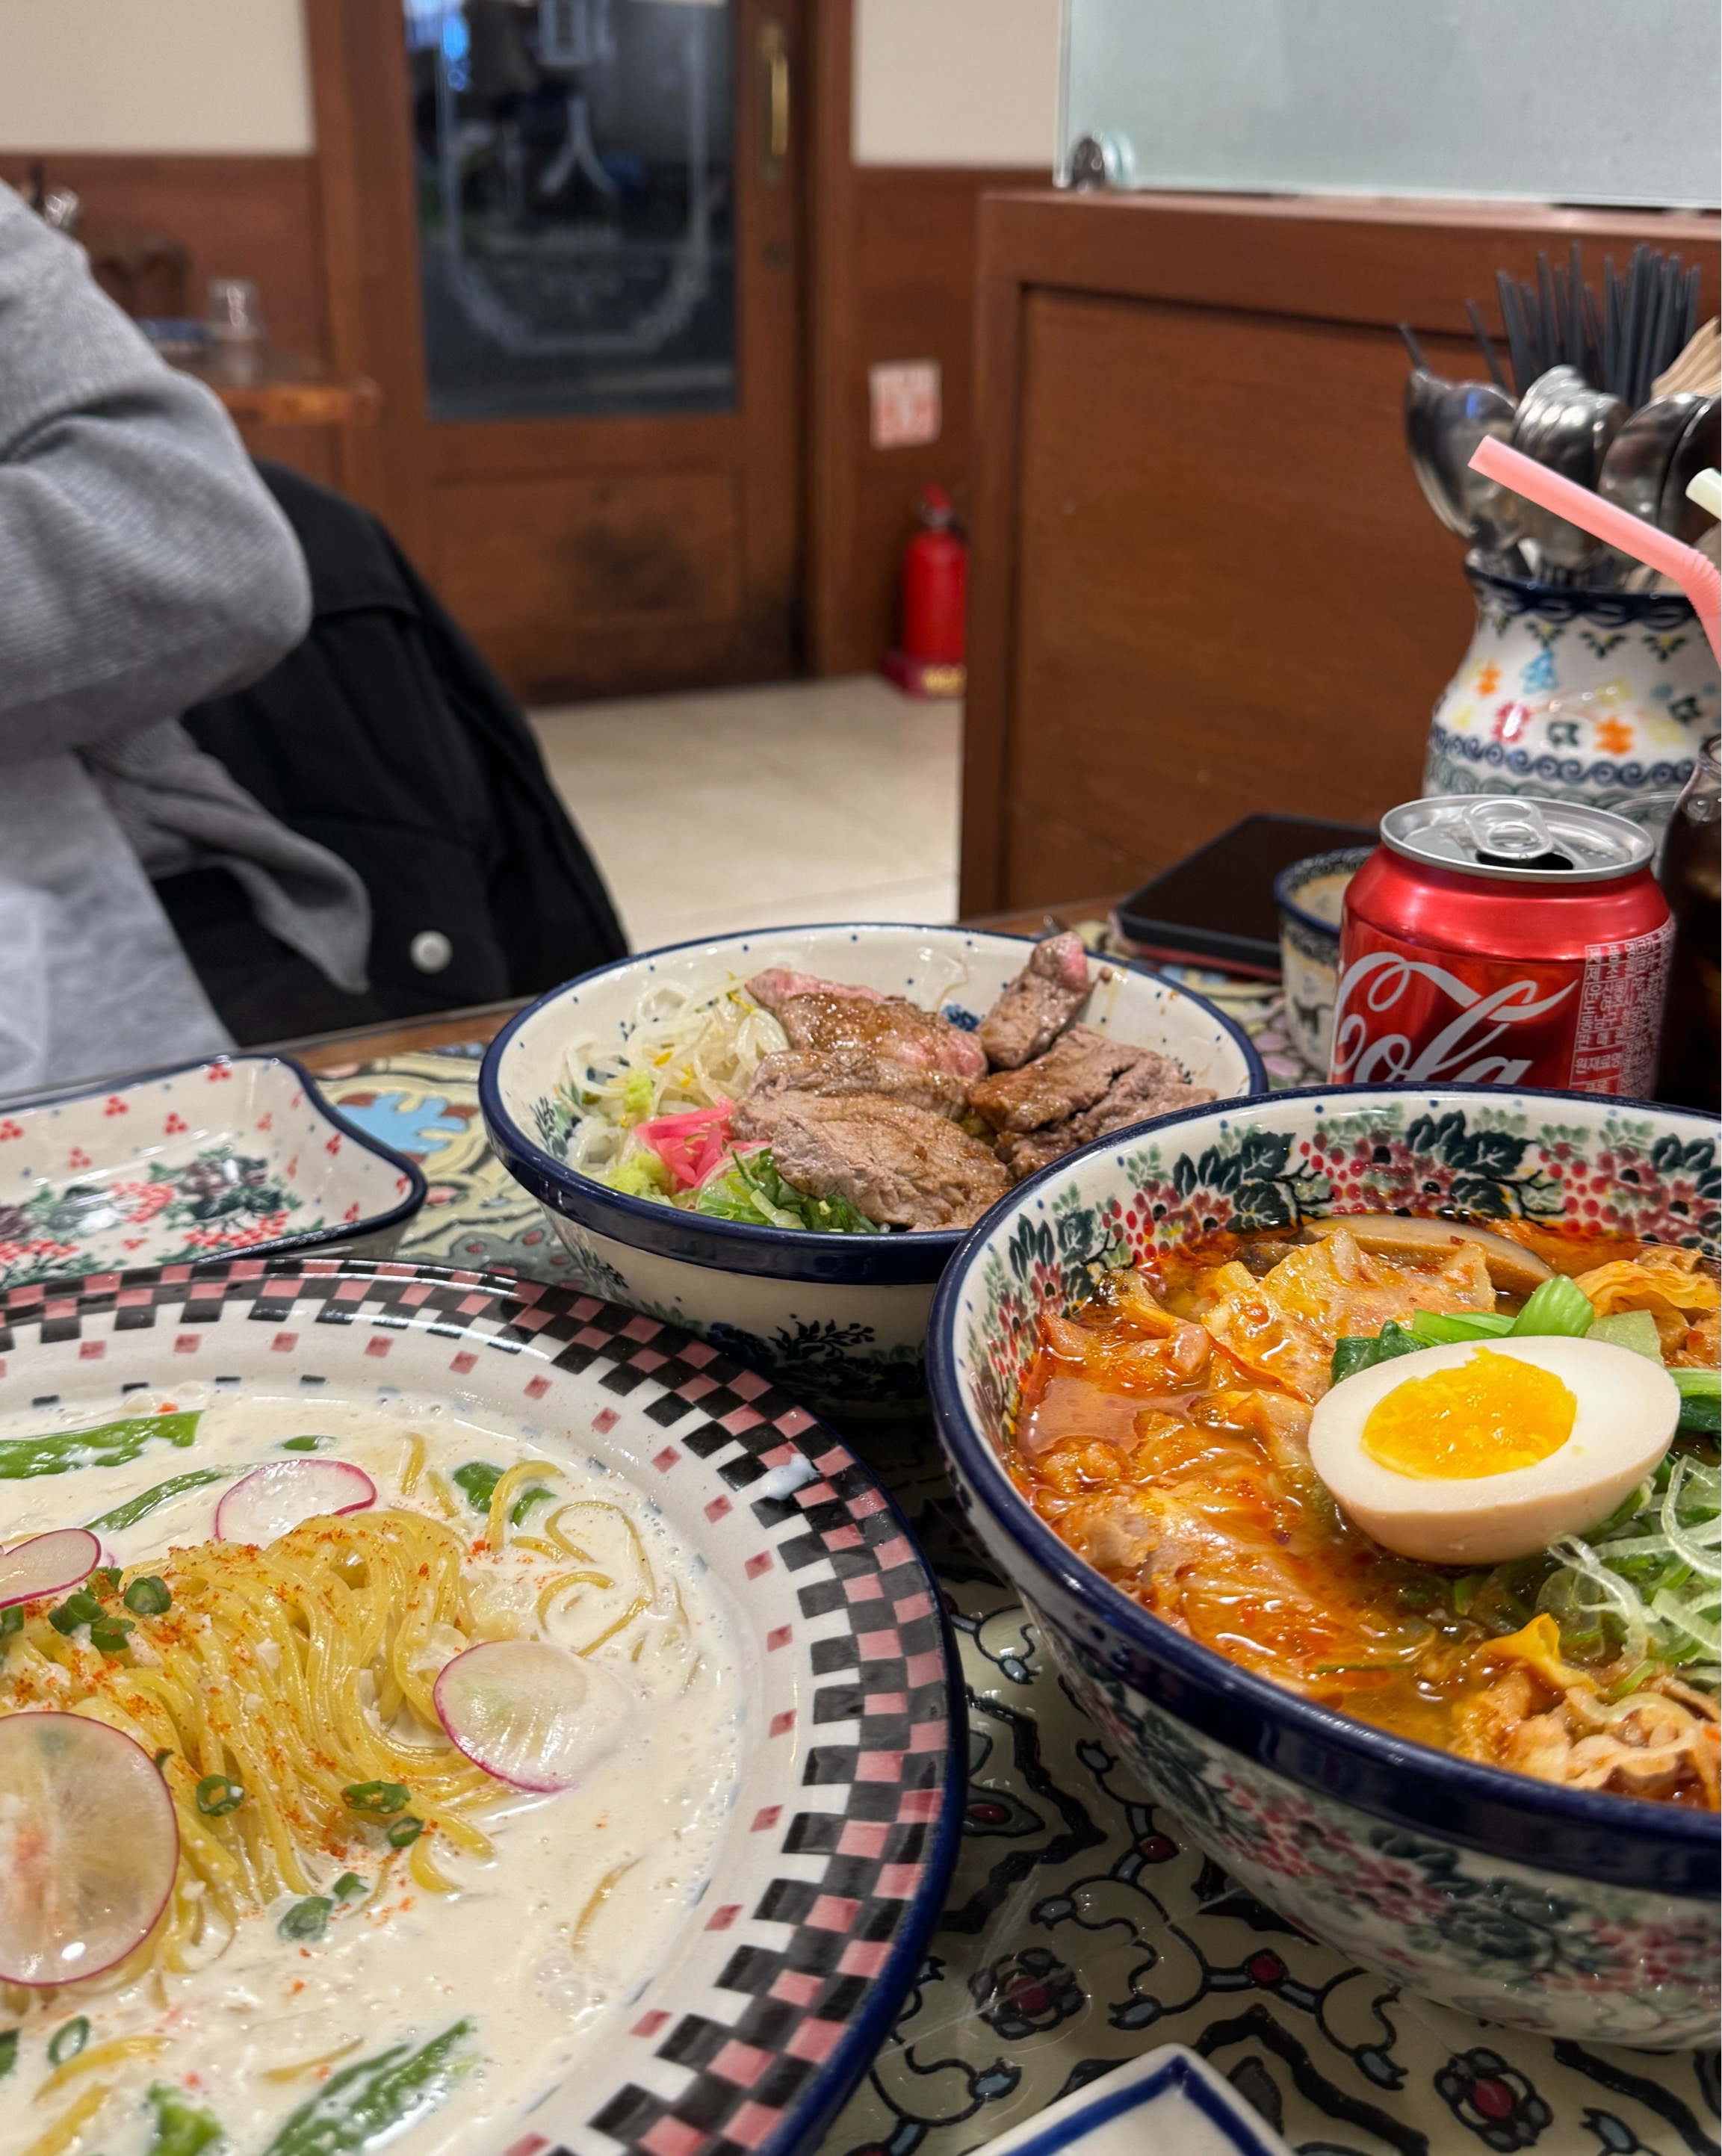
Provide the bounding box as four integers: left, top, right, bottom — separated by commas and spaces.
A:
1361, 1350, 1576, 1479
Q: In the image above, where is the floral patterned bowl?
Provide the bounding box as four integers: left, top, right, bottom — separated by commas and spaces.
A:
480, 925, 1263, 1414
927, 1085, 1721, 2044
0, 1053, 425, 1292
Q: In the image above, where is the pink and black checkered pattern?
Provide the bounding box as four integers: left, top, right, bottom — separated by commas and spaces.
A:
0, 1257, 961, 2156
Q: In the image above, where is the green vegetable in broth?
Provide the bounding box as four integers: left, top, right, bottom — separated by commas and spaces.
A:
0, 2028, 14, 2076
1509, 1274, 1596, 1338
0, 1411, 199, 1482
1585, 1310, 1664, 1362
261, 2020, 476, 2156
84, 1467, 229, 1534
145, 2084, 225, 2156
450, 1460, 551, 1523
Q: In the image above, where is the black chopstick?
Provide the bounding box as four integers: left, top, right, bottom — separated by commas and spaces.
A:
1465, 299, 1510, 393
1397, 321, 1429, 372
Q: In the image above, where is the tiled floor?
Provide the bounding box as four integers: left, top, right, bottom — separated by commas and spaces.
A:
530, 675, 961, 953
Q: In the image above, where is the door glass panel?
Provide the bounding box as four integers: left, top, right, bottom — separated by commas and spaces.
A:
404, 0, 736, 421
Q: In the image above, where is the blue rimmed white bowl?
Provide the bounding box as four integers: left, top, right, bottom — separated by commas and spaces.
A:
929, 1085, 1721, 2044
0, 1257, 964, 2156
480, 925, 1264, 1413
0, 1053, 425, 1293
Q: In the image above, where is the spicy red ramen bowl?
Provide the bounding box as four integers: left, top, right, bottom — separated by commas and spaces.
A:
928, 1085, 1720, 2043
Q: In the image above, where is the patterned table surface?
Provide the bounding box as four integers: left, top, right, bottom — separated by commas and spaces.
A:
309, 988, 1718, 2156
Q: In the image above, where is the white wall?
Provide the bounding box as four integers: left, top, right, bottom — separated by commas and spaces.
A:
853, 0, 1060, 168
0, 0, 313, 155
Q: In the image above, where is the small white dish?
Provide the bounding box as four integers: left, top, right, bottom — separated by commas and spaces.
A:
968, 2045, 1292, 2156
0, 1053, 425, 1292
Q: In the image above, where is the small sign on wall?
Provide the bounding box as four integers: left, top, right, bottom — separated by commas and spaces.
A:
869, 359, 941, 448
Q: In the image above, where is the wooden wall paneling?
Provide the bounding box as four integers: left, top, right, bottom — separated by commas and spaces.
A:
960, 191, 1720, 915
0, 149, 363, 495
803, 0, 1046, 675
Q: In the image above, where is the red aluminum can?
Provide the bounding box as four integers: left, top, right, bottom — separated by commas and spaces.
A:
1330, 796, 1673, 1093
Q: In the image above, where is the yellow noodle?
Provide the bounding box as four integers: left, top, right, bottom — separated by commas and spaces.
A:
539, 1506, 597, 1561
19, 2086, 111, 2156
263, 2036, 363, 2082
577, 1595, 649, 1657
0, 1512, 495, 1979
399, 1431, 427, 1497
409, 1836, 459, 1894
570, 1857, 639, 1948
424, 1468, 461, 1520
535, 1569, 616, 1624
555, 1499, 656, 1599
34, 2035, 169, 2099
486, 1461, 564, 1552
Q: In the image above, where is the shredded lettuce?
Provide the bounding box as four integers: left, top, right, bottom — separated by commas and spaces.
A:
693, 1150, 883, 1235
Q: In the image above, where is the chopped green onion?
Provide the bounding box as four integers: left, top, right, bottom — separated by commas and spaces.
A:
278, 1895, 332, 1942
343, 1779, 410, 1817
279, 1435, 332, 1453
125, 1576, 173, 1617
195, 1774, 244, 1817
48, 1589, 104, 1635
47, 2016, 90, 2066
0, 2028, 14, 2076
153, 1748, 173, 1774
332, 1871, 367, 1903
1510, 1274, 1596, 1337
386, 1815, 426, 1848
1407, 1310, 1516, 1345
145, 2083, 224, 2156
1586, 1310, 1665, 1363
89, 1615, 135, 1655
0, 1606, 20, 1642
0, 1410, 200, 1484
90, 1566, 123, 1596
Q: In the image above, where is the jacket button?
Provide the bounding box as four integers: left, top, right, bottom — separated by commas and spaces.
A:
410, 931, 453, 974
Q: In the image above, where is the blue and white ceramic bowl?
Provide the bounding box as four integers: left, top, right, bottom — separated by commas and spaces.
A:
480, 925, 1263, 1413
928, 1085, 1720, 2043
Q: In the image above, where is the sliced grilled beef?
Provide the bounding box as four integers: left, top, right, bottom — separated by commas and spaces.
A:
979, 932, 1097, 1069
968, 1025, 1141, 1134
748, 968, 884, 1011
995, 1049, 1215, 1181
748, 1047, 969, 1120
770, 991, 987, 1082
734, 1090, 1008, 1230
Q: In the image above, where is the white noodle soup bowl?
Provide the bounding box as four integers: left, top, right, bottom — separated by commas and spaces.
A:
480, 924, 1265, 1413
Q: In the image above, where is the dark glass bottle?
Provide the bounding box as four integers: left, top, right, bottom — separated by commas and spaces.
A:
1656, 734, 1721, 1112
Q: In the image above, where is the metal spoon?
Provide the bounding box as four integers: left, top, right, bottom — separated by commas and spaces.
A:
1599, 393, 1707, 527
1662, 397, 1721, 545
1404, 369, 1521, 557
1511, 365, 1629, 574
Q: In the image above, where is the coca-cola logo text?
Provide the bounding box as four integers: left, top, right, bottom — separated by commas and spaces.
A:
1330, 952, 1576, 1085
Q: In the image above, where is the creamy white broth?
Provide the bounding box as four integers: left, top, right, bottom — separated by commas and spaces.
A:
0, 1388, 743, 2154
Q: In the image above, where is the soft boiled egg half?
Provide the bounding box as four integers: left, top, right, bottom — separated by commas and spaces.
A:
1307, 1336, 1679, 1565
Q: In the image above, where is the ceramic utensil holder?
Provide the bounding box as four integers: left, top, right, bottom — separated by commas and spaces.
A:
1425, 553, 1721, 841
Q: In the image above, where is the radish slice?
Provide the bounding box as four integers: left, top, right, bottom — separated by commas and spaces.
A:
433, 1640, 628, 1793
214, 1460, 377, 1545
0, 1530, 100, 1610
0, 1712, 179, 1985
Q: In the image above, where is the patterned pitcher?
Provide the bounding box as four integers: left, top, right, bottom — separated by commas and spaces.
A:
1424, 553, 1721, 840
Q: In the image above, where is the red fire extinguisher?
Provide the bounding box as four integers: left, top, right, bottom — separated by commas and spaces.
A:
885, 486, 966, 696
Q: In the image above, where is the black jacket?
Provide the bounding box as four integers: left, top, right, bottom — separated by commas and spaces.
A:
179, 461, 625, 1029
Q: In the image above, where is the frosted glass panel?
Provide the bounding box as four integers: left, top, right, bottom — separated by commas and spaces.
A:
1060, 0, 1721, 208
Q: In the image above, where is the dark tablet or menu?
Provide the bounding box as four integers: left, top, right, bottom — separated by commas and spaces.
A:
1117, 813, 1380, 977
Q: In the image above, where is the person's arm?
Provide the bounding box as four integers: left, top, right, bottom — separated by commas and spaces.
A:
0, 183, 312, 763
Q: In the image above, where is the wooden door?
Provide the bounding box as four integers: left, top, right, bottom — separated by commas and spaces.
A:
308, 0, 805, 701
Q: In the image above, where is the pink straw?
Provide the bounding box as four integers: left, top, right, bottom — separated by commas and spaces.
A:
1469, 436, 1721, 663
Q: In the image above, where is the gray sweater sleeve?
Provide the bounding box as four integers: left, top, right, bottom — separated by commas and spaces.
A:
0, 183, 312, 764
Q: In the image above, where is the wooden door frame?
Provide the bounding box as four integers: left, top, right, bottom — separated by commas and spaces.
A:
960, 190, 1721, 913
302, 0, 815, 683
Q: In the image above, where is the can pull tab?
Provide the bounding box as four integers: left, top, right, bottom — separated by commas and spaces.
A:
1463, 799, 1575, 873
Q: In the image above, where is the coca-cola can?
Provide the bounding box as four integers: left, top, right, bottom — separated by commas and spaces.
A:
1330, 796, 1673, 1092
